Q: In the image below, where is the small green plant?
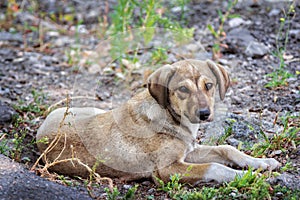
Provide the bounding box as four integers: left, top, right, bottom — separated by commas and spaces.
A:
13, 90, 47, 116
0, 134, 10, 156
0, 124, 32, 162
65, 20, 85, 69
265, 3, 296, 88
123, 185, 138, 200
281, 161, 295, 172
222, 168, 271, 198
251, 114, 299, 157
65, 47, 81, 66
109, 0, 137, 34
57, 175, 74, 186
105, 187, 120, 200
108, 0, 194, 64
0, 0, 19, 29
156, 174, 183, 196
217, 118, 236, 145
273, 185, 300, 200
207, 0, 239, 60
105, 185, 138, 200
156, 169, 275, 199
10, 130, 27, 161
151, 47, 168, 64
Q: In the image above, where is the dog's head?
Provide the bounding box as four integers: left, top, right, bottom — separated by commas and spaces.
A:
147, 59, 230, 124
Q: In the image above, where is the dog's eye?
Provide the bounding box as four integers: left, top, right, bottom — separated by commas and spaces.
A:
178, 86, 190, 93
205, 83, 213, 90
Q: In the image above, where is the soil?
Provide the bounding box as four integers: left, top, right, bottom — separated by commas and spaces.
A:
0, 0, 299, 199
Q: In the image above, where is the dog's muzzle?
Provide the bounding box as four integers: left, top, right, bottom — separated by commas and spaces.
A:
196, 108, 210, 121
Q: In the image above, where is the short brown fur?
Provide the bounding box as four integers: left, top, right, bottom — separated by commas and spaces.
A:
37, 59, 280, 184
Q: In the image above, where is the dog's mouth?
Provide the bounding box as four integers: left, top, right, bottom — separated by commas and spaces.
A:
193, 108, 213, 123
184, 112, 213, 124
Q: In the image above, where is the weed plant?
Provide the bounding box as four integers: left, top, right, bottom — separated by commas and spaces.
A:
0, 90, 47, 161
105, 184, 138, 200
251, 113, 299, 158
207, 0, 239, 60
155, 169, 277, 200
109, 0, 194, 64
265, 3, 296, 88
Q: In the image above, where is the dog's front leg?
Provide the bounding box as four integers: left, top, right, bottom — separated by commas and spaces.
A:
185, 145, 280, 170
155, 161, 245, 184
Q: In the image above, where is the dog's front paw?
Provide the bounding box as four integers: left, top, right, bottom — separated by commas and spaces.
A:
253, 158, 281, 170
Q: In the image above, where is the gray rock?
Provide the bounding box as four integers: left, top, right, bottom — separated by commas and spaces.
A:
268, 8, 281, 17
0, 88, 10, 96
0, 32, 23, 42
0, 154, 92, 200
0, 102, 17, 124
231, 96, 242, 105
236, 0, 260, 7
289, 29, 300, 39
227, 28, 255, 46
270, 172, 300, 190
228, 18, 251, 28
147, 188, 156, 194
227, 138, 241, 147
245, 41, 269, 58
123, 184, 132, 190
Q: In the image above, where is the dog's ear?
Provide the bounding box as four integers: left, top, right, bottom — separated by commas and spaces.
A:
206, 59, 230, 100
147, 64, 176, 108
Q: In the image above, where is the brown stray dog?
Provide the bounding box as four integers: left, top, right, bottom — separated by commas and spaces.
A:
37, 59, 280, 184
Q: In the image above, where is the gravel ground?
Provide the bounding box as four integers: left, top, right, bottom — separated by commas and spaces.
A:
0, 0, 299, 199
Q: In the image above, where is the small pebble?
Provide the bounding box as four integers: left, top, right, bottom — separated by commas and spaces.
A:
123, 184, 132, 190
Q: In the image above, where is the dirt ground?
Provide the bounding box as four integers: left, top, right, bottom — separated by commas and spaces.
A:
0, 0, 299, 199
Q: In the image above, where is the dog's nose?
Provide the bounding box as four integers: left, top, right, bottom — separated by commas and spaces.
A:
196, 108, 210, 121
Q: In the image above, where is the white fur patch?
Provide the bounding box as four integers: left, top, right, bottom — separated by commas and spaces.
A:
204, 163, 245, 183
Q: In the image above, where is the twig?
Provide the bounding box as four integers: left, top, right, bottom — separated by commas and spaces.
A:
285, 58, 300, 64
0, 133, 6, 141
32, 94, 114, 192
45, 96, 98, 116
43, 157, 113, 191
31, 95, 71, 171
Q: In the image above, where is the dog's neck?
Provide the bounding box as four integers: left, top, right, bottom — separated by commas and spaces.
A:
127, 90, 199, 146
165, 102, 199, 141
151, 103, 199, 145
180, 114, 200, 139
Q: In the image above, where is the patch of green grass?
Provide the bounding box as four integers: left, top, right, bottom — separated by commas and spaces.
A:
0, 123, 35, 162
251, 113, 299, 158
105, 187, 120, 200
13, 90, 47, 116
1, 90, 48, 161
207, 0, 239, 60
280, 161, 295, 172
65, 20, 89, 70
0, 134, 10, 156
265, 3, 296, 89
151, 47, 168, 64
273, 185, 300, 200
57, 175, 75, 187
156, 169, 278, 199
9, 129, 27, 161
105, 184, 138, 200
217, 118, 236, 145
265, 50, 294, 88
108, 0, 194, 64
156, 174, 183, 197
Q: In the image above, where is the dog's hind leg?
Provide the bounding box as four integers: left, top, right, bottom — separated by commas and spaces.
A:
185, 145, 280, 170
